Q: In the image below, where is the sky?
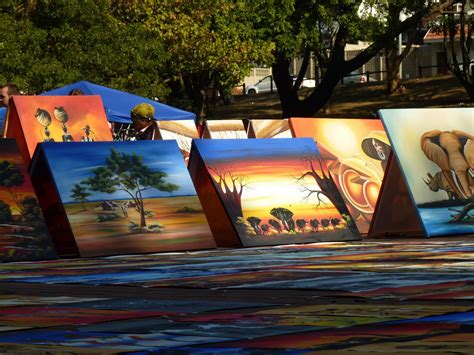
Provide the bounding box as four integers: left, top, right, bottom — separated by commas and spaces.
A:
194, 137, 320, 163
43, 140, 198, 203
379, 108, 473, 204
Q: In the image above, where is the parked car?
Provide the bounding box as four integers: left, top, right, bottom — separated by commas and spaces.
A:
245, 75, 316, 94
341, 72, 367, 84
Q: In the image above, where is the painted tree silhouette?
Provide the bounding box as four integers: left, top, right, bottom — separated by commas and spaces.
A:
70, 184, 91, 211
208, 165, 247, 221
0, 200, 12, 222
0, 160, 25, 218
83, 149, 179, 228
297, 155, 358, 235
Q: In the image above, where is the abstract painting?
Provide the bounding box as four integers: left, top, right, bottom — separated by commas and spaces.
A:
202, 120, 247, 139
4, 96, 112, 165
190, 138, 360, 247
246, 119, 292, 138
156, 120, 199, 164
379, 108, 473, 237
30, 140, 215, 257
290, 117, 391, 234
0, 139, 56, 262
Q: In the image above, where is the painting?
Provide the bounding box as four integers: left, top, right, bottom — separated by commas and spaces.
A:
202, 120, 247, 139
156, 120, 199, 164
379, 108, 474, 237
4, 96, 112, 165
190, 138, 360, 247
290, 117, 391, 234
246, 119, 292, 139
30, 140, 215, 257
0, 139, 56, 262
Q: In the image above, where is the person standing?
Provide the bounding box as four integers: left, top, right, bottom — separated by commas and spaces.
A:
0, 83, 19, 133
0, 83, 19, 108
130, 103, 160, 140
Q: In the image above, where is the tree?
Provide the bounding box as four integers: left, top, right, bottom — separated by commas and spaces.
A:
132, 0, 274, 120
296, 218, 307, 231
442, 0, 474, 100
70, 184, 91, 212
360, 1, 456, 94
310, 218, 320, 232
208, 165, 247, 221
246, 216, 262, 235
0, 200, 12, 223
82, 149, 179, 228
268, 218, 282, 233
0, 0, 168, 98
254, 0, 455, 117
297, 155, 358, 235
0, 160, 25, 217
270, 207, 295, 232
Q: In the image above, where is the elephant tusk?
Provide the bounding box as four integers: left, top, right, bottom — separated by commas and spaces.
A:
469, 168, 474, 179
450, 170, 469, 199
442, 170, 466, 200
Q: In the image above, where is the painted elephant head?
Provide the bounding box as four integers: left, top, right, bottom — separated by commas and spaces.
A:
420, 130, 474, 199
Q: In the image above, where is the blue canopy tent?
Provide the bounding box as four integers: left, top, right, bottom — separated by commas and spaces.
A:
40, 81, 196, 124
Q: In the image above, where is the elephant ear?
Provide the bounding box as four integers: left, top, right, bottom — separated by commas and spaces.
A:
420, 130, 451, 171
453, 130, 474, 169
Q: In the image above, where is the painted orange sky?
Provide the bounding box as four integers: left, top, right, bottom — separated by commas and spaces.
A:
291, 118, 386, 162
12, 96, 112, 157
0, 141, 37, 215
209, 158, 342, 223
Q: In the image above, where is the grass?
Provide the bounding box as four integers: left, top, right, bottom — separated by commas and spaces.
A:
211, 75, 473, 120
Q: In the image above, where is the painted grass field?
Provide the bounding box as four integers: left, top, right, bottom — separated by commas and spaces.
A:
64, 196, 214, 257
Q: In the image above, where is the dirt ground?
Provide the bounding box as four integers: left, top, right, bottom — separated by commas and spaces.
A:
212, 75, 473, 120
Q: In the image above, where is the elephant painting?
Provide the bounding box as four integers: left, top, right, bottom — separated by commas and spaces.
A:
420, 130, 474, 201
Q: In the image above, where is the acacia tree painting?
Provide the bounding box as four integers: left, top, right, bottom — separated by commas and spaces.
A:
70, 184, 91, 212
82, 149, 179, 229
0, 160, 26, 219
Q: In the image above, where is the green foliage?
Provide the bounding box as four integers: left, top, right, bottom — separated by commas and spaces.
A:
246, 216, 262, 235
0, 160, 24, 189
0, 200, 12, 222
20, 196, 43, 222
70, 183, 91, 210
0, 0, 168, 98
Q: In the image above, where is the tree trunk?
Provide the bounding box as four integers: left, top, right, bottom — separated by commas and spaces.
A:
81, 202, 86, 212
385, 46, 403, 94
182, 74, 210, 123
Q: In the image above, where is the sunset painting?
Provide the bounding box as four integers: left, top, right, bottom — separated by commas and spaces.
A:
193, 138, 360, 246
290, 117, 391, 234
39, 140, 215, 257
0, 139, 56, 262
5, 95, 112, 164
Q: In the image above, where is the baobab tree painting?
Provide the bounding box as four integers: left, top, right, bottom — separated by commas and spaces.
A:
0, 139, 56, 262
193, 138, 360, 246
39, 141, 215, 257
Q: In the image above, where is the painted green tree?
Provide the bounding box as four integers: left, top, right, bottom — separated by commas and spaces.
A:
70, 184, 91, 212
82, 149, 179, 228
